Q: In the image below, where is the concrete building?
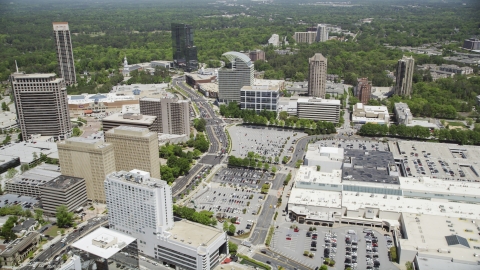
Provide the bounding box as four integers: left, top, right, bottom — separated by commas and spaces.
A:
268, 34, 280, 47
39, 175, 88, 215
315, 24, 328, 42
101, 112, 157, 133
53, 22, 76, 85
352, 103, 390, 125
104, 126, 160, 179
198, 83, 219, 98
438, 64, 474, 75
293, 31, 317, 44
355, 77, 372, 104
0, 232, 40, 266
5, 167, 61, 198
105, 170, 229, 270
394, 56, 415, 96
218, 52, 254, 104
394, 102, 413, 125
297, 98, 340, 123
57, 137, 116, 203
308, 53, 327, 98
462, 38, 480, 50
139, 97, 190, 137
71, 227, 139, 270
185, 73, 216, 90
304, 145, 344, 170
10, 73, 72, 141
0, 142, 58, 165
171, 23, 198, 72
246, 50, 265, 62
240, 85, 279, 112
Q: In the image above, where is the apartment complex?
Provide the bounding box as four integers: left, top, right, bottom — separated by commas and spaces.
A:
139, 97, 190, 137
10, 73, 72, 141
104, 126, 160, 179
101, 113, 157, 133
171, 23, 198, 71
394, 56, 415, 96
293, 31, 317, 44
57, 137, 116, 203
105, 170, 228, 270
315, 24, 328, 42
39, 175, 88, 215
308, 53, 328, 98
297, 98, 340, 123
240, 85, 279, 112
53, 22, 76, 85
462, 38, 480, 50
218, 52, 254, 104
355, 77, 372, 104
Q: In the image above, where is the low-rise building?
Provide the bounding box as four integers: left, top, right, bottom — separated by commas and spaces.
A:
462, 38, 480, 51
268, 34, 280, 47
394, 102, 413, 125
352, 103, 390, 125
39, 175, 88, 215
5, 167, 61, 198
304, 145, 344, 170
0, 232, 40, 266
0, 141, 58, 166
101, 113, 157, 133
297, 98, 340, 123
198, 83, 219, 98
438, 64, 474, 75
240, 85, 279, 112
185, 73, 217, 90
11, 218, 37, 234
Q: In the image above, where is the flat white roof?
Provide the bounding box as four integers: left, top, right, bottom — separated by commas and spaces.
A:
0, 141, 58, 164
293, 165, 342, 184
399, 176, 480, 198
102, 113, 156, 125
297, 98, 341, 105
289, 188, 342, 208
400, 213, 480, 263
167, 219, 224, 247
72, 227, 136, 259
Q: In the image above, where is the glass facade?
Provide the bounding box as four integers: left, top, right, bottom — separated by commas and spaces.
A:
171, 23, 198, 72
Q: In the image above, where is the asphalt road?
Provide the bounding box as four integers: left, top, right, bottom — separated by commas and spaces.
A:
21, 216, 108, 270
172, 164, 205, 196
253, 252, 311, 270
250, 194, 277, 245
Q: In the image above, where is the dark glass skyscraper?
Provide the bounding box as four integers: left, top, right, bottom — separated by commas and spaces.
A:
171, 23, 198, 71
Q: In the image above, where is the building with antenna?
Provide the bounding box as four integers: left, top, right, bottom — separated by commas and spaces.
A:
105, 170, 228, 270
53, 22, 76, 85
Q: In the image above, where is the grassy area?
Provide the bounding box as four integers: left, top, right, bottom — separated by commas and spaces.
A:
446, 121, 466, 127
44, 225, 63, 237
238, 254, 271, 270
265, 226, 274, 246
192, 103, 200, 116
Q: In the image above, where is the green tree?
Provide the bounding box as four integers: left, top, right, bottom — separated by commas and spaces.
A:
1, 216, 18, 242
56, 205, 74, 228
6, 168, 17, 179
272, 166, 277, 173
193, 118, 207, 132
228, 224, 236, 236
228, 241, 238, 254
1, 102, 9, 111
223, 221, 229, 232
34, 209, 44, 223
72, 127, 82, 137
320, 266, 329, 270
24, 209, 33, 218
20, 164, 30, 173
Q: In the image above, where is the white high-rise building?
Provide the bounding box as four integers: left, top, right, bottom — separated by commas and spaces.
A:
105, 170, 229, 270
316, 24, 329, 42
218, 51, 254, 104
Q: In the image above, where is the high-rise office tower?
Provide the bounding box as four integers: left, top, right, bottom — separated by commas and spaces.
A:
394, 56, 415, 97
104, 126, 161, 179
139, 97, 190, 137
57, 137, 116, 203
53, 22, 76, 85
356, 77, 372, 104
10, 73, 72, 141
218, 51, 254, 104
105, 170, 174, 241
315, 24, 328, 42
308, 53, 327, 98
171, 23, 198, 72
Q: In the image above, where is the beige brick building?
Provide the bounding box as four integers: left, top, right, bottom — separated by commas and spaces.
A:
57, 137, 116, 203
139, 97, 190, 136
308, 53, 328, 98
105, 126, 160, 179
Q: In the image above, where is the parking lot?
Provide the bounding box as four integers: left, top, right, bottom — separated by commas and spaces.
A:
188, 170, 269, 235
228, 125, 307, 164
390, 141, 480, 181
211, 167, 270, 189
270, 223, 395, 270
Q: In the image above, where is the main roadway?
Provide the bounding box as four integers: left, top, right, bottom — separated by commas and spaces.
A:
171, 77, 228, 198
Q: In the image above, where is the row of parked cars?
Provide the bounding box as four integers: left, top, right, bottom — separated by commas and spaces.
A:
363, 229, 381, 270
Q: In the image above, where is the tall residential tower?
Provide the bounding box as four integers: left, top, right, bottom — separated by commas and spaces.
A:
53, 22, 76, 85
139, 97, 190, 137
394, 56, 415, 97
104, 126, 161, 179
315, 24, 329, 42
308, 53, 327, 98
171, 23, 198, 72
218, 51, 254, 104
10, 73, 72, 140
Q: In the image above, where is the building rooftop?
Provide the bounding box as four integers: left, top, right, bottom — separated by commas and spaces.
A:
11, 73, 57, 79
0, 141, 58, 164
400, 213, 480, 263
343, 149, 399, 184
72, 227, 136, 259
107, 170, 168, 189
42, 175, 84, 190
168, 219, 224, 248
415, 256, 480, 270
102, 113, 157, 125
294, 165, 342, 186
241, 85, 279, 91
297, 98, 341, 105
0, 232, 39, 257
59, 137, 111, 150
8, 167, 61, 186
288, 188, 342, 209
12, 218, 36, 233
